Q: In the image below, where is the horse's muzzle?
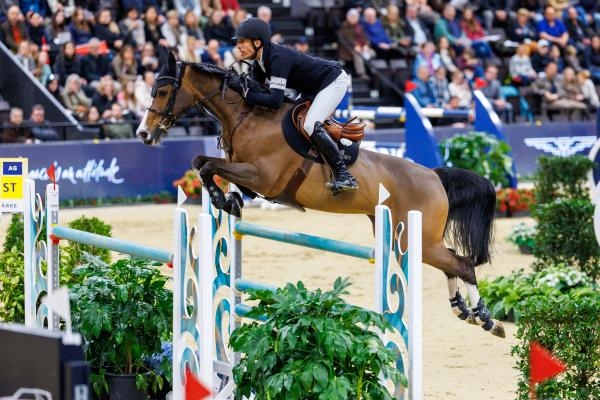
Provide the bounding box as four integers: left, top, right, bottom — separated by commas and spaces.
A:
137, 129, 156, 145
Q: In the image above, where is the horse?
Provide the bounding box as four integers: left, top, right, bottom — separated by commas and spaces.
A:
136, 51, 504, 338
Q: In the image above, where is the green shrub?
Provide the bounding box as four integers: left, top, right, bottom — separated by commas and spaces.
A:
506, 222, 537, 249
439, 131, 514, 187
532, 155, 595, 205
230, 278, 406, 399
60, 216, 112, 286
512, 295, 600, 399
0, 247, 25, 323
3, 214, 24, 253
533, 199, 600, 279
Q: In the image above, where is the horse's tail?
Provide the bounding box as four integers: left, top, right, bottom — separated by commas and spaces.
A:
434, 167, 495, 266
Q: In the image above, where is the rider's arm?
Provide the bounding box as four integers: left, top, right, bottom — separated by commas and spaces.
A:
244, 53, 289, 109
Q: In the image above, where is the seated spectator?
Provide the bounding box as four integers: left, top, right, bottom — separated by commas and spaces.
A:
548, 44, 564, 72
361, 7, 404, 61
1, 107, 32, 143
537, 6, 569, 49
175, 0, 202, 19
134, 70, 155, 117
46, 9, 71, 53
47, 0, 75, 19
547, 0, 569, 13
139, 41, 159, 72
204, 10, 234, 48
481, 0, 511, 31
53, 41, 82, 85
584, 35, 600, 83
509, 43, 537, 86
103, 103, 134, 139
81, 37, 111, 84
111, 44, 138, 84
33, 50, 52, 85
456, 48, 483, 80
257, 5, 281, 43
382, 5, 413, 57
403, 4, 431, 53
531, 39, 552, 73
29, 104, 59, 141
564, 6, 592, 54
579, 0, 600, 33
117, 80, 137, 117
230, 8, 248, 31
61, 73, 90, 119
434, 4, 469, 54
480, 65, 514, 123
180, 35, 201, 62
412, 41, 441, 78
143, 6, 167, 48
461, 6, 494, 58
68, 7, 93, 45
577, 69, 599, 109
532, 62, 587, 119
161, 9, 185, 49
337, 8, 373, 79
221, 0, 239, 17
430, 66, 451, 107
92, 75, 118, 116
82, 105, 102, 135
411, 65, 437, 107
26, 11, 49, 48
561, 66, 590, 118
507, 8, 538, 45
119, 6, 145, 49
1, 5, 28, 52
45, 74, 62, 102
94, 8, 123, 51
437, 36, 457, 74
448, 69, 473, 109
16, 40, 35, 72
182, 9, 205, 42
564, 45, 582, 72
201, 38, 224, 67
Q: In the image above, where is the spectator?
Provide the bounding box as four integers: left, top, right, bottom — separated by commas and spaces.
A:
412, 41, 441, 77
143, 6, 167, 47
438, 36, 457, 74
34, 50, 52, 85
161, 9, 185, 49
411, 65, 437, 107
94, 8, 123, 51
481, 0, 511, 31
201, 38, 224, 67
15, 39, 35, 72
434, 4, 469, 54
257, 5, 280, 42
182, 9, 205, 42
583, 35, 600, 83
82, 105, 102, 135
547, 0, 569, 13
448, 69, 472, 108
68, 6, 93, 45
564, 6, 592, 53
19, 0, 46, 17
29, 104, 59, 141
119, 6, 145, 49
81, 38, 112, 84
46, 9, 71, 52
403, 4, 431, 53
506, 8, 538, 44
1, 5, 28, 52
564, 44, 582, 71
509, 43, 537, 86
47, 0, 75, 19
561, 66, 589, 118
45, 74, 62, 102
480, 65, 514, 123
537, 6, 569, 49
179, 35, 201, 62
202, 0, 222, 18
456, 47, 483, 80
117, 80, 137, 117
230, 8, 247, 30
103, 103, 134, 139
92, 75, 118, 116
337, 8, 373, 79
577, 69, 599, 109
111, 44, 138, 83
139, 41, 159, 72
175, 0, 202, 19
460, 6, 494, 58
204, 9, 234, 47
513, 0, 542, 18
60, 73, 90, 119
220, 0, 239, 17
361, 7, 404, 60
26, 11, 49, 48
548, 44, 564, 72
531, 39, 552, 73
134, 70, 154, 117
430, 66, 451, 107
1, 107, 32, 143
532, 62, 587, 119
293, 36, 310, 54
382, 5, 413, 56
52, 41, 82, 85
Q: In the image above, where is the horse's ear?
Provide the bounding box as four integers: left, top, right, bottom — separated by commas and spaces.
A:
158, 46, 169, 65
167, 51, 177, 70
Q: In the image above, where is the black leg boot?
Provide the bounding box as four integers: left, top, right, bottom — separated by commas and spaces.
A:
310, 121, 358, 193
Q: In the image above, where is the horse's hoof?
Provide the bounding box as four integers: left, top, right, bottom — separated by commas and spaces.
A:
489, 320, 506, 338
209, 188, 227, 209
466, 313, 478, 325
223, 192, 244, 217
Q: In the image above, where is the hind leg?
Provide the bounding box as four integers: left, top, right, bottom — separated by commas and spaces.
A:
425, 244, 505, 338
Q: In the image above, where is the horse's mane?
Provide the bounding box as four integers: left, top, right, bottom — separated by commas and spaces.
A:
184, 61, 231, 79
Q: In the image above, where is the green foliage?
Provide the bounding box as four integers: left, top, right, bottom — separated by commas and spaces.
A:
439, 131, 514, 187
506, 222, 537, 248
533, 199, 600, 279
3, 214, 24, 253
69, 255, 172, 396
0, 247, 25, 323
229, 278, 406, 400
532, 155, 595, 205
512, 295, 600, 399
60, 216, 112, 286
479, 264, 596, 322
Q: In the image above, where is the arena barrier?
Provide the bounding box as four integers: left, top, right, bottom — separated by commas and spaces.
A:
23, 179, 422, 399
200, 187, 423, 400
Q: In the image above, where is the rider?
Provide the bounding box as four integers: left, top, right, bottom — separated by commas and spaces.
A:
229, 17, 358, 193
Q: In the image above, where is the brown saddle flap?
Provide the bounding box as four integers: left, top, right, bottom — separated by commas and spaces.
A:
291, 100, 366, 142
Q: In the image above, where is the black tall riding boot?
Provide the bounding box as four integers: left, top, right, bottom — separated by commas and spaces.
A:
310, 121, 358, 193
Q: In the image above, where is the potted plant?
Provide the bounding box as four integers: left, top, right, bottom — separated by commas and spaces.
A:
506, 222, 537, 254
495, 188, 535, 217
69, 255, 172, 399
229, 277, 406, 399
172, 170, 228, 202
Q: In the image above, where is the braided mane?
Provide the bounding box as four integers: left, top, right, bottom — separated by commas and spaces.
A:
185, 61, 232, 79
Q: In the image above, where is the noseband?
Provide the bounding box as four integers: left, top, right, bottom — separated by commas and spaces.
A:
147, 61, 222, 131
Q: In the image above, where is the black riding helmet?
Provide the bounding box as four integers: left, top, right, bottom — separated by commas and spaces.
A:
231, 17, 271, 48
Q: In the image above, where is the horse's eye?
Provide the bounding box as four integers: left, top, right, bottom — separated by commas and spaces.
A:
157, 89, 167, 97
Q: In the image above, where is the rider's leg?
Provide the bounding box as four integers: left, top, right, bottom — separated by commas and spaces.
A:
303, 70, 358, 192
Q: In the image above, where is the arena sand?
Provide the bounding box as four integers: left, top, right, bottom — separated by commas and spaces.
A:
1, 204, 535, 399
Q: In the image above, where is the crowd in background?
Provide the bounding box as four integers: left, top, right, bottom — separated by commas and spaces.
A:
1, 0, 600, 143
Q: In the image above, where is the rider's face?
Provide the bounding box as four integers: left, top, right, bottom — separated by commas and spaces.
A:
236, 38, 261, 60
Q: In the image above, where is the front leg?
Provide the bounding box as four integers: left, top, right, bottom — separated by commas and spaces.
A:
198, 160, 262, 211
199, 162, 227, 209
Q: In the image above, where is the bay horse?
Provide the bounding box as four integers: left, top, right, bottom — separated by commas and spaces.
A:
137, 52, 504, 338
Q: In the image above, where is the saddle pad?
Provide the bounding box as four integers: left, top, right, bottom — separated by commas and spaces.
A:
281, 102, 359, 166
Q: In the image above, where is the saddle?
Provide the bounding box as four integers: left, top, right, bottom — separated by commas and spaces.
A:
291, 100, 366, 142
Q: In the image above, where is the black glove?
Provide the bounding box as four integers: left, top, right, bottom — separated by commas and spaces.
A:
247, 77, 268, 93
227, 74, 245, 95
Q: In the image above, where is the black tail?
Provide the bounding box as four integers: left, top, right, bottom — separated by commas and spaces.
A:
434, 167, 496, 266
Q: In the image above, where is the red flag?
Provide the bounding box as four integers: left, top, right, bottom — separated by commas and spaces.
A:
474, 77, 487, 89
47, 162, 56, 190
185, 368, 211, 399
530, 342, 567, 385
404, 80, 418, 93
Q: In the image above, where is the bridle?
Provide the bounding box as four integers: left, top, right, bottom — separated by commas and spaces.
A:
146, 61, 222, 131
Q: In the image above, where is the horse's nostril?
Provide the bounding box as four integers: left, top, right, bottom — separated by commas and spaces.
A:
138, 130, 148, 140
